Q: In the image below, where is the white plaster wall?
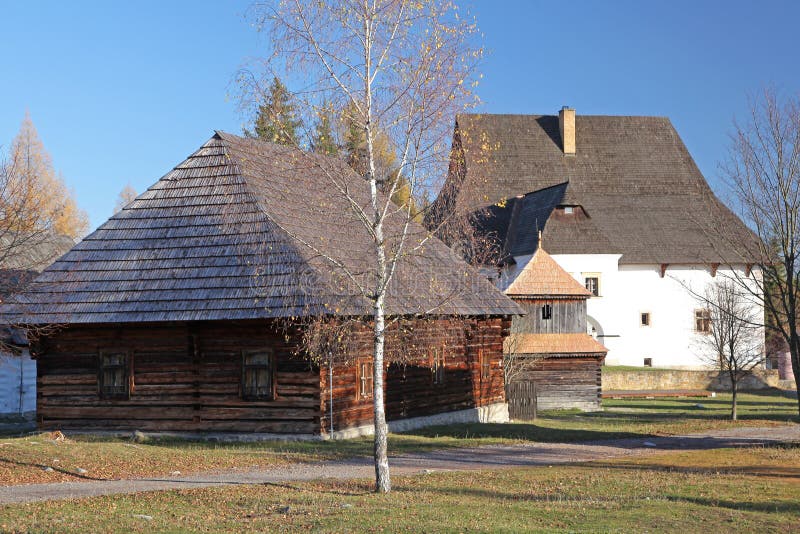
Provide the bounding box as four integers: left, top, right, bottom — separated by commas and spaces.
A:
0, 349, 36, 417
508, 253, 765, 369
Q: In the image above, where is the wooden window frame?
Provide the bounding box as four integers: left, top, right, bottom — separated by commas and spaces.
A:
479, 349, 491, 382
640, 312, 651, 327
241, 349, 276, 401
431, 347, 445, 386
695, 309, 711, 334
541, 303, 553, 320
356, 358, 374, 400
584, 275, 600, 297
98, 350, 132, 400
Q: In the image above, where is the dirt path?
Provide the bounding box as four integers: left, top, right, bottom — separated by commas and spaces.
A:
1, 425, 797, 505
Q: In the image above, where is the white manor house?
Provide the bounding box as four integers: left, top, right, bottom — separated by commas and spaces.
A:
433, 107, 763, 369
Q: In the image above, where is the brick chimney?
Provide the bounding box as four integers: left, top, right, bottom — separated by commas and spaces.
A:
558, 106, 576, 155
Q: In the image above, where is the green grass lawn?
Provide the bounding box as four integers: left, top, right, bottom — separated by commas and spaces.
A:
2, 445, 798, 533
0, 391, 796, 486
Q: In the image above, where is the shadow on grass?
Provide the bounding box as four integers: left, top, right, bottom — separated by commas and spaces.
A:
586, 460, 800, 480
406, 482, 800, 515
0, 455, 109, 481
399, 422, 647, 443
665, 494, 800, 514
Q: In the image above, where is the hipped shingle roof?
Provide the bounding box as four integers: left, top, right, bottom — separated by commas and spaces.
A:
503, 247, 590, 298
443, 113, 758, 264
5, 132, 521, 324
504, 333, 607, 355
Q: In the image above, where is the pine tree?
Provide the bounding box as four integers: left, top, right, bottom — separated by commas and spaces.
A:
340, 103, 420, 218
310, 103, 339, 156
245, 77, 302, 146
4, 113, 89, 239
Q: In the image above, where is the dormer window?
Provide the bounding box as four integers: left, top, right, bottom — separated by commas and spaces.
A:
556, 204, 577, 214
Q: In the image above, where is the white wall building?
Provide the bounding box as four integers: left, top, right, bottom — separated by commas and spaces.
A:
433, 108, 765, 369
0, 349, 36, 419
504, 253, 763, 368
0, 233, 73, 420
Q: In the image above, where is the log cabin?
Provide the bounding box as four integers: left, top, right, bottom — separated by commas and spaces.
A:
503, 246, 606, 412
3, 132, 521, 438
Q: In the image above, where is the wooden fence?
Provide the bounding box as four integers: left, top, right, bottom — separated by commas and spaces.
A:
505, 381, 537, 420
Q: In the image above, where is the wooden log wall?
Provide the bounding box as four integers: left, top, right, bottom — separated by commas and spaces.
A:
512, 299, 587, 334
509, 355, 603, 411
319, 316, 509, 432
37, 320, 320, 434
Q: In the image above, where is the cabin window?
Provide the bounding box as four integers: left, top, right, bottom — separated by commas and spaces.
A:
431, 348, 445, 385
242, 349, 274, 400
563, 206, 574, 214
584, 276, 600, 297
357, 358, 374, 400
541, 304, 553, 320
479, 349, 491, 381
695, 309, 711, 333
99, 351, 130, 399
640, 312, 650, 327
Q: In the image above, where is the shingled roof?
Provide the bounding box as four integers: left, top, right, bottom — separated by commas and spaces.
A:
503, 333, 607, 355
5, 132, 521, 324
503, 247, 591, 298
436, 113, 758, 264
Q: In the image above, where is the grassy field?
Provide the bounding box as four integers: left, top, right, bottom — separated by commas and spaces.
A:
1, 445, 797, 532
0, 391, 796, 486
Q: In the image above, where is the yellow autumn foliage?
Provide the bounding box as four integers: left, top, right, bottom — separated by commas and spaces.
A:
3, 113, 89, 239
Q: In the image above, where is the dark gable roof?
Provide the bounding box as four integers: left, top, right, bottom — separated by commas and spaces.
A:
446, 113, 758, 264
5, 132, 520, 324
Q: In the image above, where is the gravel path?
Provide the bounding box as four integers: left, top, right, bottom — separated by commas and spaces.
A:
1, 425, 797, 505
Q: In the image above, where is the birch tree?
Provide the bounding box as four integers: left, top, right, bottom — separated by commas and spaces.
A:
694, 280, 764, 420
717, 89, 800, 417
242, 0, 482, 493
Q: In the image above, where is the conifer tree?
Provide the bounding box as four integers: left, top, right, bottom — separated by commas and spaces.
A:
245, 77, 302, 146
4, 113, 89, 239
310, 103, 338, 156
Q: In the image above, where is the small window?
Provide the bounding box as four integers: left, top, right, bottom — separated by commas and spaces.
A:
643, 358, 653, 367
585, 276, 600, 297
431, 348, 445, 385
479, 349, 491, 381
242, 350, 274, 400
357, 358, 374, 400
541, 304, 553, 320
640, 312, 650, 326
99, 351, 130, 399
563, 206, 574, 214
695, 309, 711, 333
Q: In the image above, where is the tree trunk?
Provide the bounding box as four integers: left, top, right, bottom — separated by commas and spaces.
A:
372, 294, 391, 493
730, 379, 738, 421
791, 335, 800, 420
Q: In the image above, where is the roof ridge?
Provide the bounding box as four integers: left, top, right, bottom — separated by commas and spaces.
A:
458, 112, 671, 120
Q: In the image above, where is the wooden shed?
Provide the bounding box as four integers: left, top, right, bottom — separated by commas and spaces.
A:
502, 247, 606, 412
3, 132, 521, 437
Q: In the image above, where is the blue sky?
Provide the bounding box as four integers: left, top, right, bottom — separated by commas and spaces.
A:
1, 0, 798, 231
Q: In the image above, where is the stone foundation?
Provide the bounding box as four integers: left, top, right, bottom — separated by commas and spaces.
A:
327, 402, 510, 440
602, 368, 794, 391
